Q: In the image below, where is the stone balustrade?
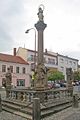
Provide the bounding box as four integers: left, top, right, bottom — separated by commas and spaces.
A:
7, 88, 72, 103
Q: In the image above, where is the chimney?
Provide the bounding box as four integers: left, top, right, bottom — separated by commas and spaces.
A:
13, 48, 16, 56
45, 49, 47, 53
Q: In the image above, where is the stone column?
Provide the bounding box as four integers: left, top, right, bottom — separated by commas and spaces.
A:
33, 98, 40, 120
34, 7, 47, 90
35, 22, 46, 64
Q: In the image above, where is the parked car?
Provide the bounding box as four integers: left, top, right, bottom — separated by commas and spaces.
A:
54, 83, 60, 88
60, 82, 67, 87
48, 83, 53, 89
48, 81, 54, 89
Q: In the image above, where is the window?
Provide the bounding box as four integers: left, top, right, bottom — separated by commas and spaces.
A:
65, 60, 68, 64
10, 66, 13, 73
31, 55, 34, 61
48, 58, 55, 64
16, 67, 19, 73
2, 65, 6, 72
22, 67, 26, 74
52, 59, 55, 64
17, 79, 25, 86
69, 61, 72, 65
27, 55, 34, 61
31, 63, 35, 71
61, 66, 64, 71
60, 58, 64, 63
73, 62, 76, 65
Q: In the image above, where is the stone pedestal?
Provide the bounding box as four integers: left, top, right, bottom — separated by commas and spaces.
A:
66, 68, 73, 96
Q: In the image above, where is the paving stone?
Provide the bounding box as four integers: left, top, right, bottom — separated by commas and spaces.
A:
62, 113, 80, 120
0, 111, 27, 120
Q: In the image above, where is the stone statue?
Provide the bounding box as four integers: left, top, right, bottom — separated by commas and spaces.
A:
5, 67, 12, 86
37, 7, 44, 21
5, 67, 12, 98
35, 63, 47, 88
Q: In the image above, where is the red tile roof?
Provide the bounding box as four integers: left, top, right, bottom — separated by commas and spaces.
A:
0, 53, 29, 65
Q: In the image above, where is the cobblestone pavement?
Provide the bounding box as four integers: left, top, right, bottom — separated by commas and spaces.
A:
0, 111, 27, 120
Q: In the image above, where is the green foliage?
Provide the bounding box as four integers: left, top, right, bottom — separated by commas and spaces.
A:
48, 71, 64, 81
73, 71, 80, 81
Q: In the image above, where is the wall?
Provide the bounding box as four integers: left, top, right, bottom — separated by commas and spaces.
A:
16, 47, 27, 61
0, 61, 30, 87
58, 55, 78, 81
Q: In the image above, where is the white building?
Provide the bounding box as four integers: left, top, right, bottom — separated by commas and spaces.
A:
16, 47, 58, 71
16, 47, 79, 81
57, 54, 78, 80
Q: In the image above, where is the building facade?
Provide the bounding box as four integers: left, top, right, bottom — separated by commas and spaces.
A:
0, 53, 30, 87
57, 54, 78, 80
16, 47, 58, 72
16, 47, 79, 81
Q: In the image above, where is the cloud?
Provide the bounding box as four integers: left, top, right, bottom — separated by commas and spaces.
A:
61, 50, 80, 61
0, 0, 25, 53
0, 20, 14, 52
0, 0, 80, 62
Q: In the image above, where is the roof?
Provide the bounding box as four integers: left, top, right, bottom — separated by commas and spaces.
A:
17, 47, 78, 61
18, 47, 57, 57
0, 53, 29, 65
57, 53, 79, 61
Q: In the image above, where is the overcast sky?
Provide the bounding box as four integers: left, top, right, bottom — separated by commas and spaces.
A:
0, 0, 80, 63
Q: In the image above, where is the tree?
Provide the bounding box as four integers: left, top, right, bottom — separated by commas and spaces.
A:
73, 71, 80, 81
48, 71, 64, 82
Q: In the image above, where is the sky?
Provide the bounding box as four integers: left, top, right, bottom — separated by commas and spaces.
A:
0, 0, 80, 63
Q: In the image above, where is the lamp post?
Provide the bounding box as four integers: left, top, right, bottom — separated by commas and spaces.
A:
25, 28, 37, 71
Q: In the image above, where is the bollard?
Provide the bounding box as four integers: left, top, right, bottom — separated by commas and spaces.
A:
33, 98, 40, 120
72, 94, 79, 108
0, 94, 2, 112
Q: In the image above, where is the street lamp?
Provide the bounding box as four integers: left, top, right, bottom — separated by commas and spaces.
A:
25, 28, 37, 71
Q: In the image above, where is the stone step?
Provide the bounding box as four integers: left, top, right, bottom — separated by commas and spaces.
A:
2, 106, 32, 120
2, 99, 32, 108
2, 101, 21, 110
20, 108, 32, 115
41, 102, 72, 118
41, 98, 72, 110
2, 100, 32, 115
2, 98, 73, 119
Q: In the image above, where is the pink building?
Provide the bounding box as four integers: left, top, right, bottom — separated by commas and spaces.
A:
0, 53, 30, 87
